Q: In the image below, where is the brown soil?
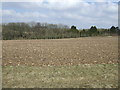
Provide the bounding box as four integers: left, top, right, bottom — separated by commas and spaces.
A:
2, 36, 118, 66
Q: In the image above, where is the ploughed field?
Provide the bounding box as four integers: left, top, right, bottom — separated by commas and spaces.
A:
3, 36, 118, 66
2, 36, 118, 88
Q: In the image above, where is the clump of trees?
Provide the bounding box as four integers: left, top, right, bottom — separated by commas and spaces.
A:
79, 26, 119, 37
2, 22, 119, 40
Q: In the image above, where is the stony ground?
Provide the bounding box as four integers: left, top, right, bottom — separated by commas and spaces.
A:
2, 36, 119, 88
2, 36, 118, 66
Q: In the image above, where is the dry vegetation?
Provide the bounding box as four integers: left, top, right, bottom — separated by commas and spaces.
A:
2, 36, 118, 88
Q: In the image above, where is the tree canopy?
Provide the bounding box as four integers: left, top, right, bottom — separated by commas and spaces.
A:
2, 22, 118, 40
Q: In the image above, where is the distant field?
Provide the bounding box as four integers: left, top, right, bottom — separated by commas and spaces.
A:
2, 36, 118, 88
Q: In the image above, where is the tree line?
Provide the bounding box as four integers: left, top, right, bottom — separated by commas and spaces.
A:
2, 22, 119, 40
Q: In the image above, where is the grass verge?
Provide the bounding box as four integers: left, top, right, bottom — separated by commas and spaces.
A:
3, 64, 118, 88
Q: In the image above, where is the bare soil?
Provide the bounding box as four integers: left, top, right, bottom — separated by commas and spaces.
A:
2, 36, 118, 66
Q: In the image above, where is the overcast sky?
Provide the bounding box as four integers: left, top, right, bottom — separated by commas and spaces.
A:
1, 0, 119, 29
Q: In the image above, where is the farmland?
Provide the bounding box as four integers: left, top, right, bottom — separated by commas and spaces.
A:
2, 36, 118, 88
